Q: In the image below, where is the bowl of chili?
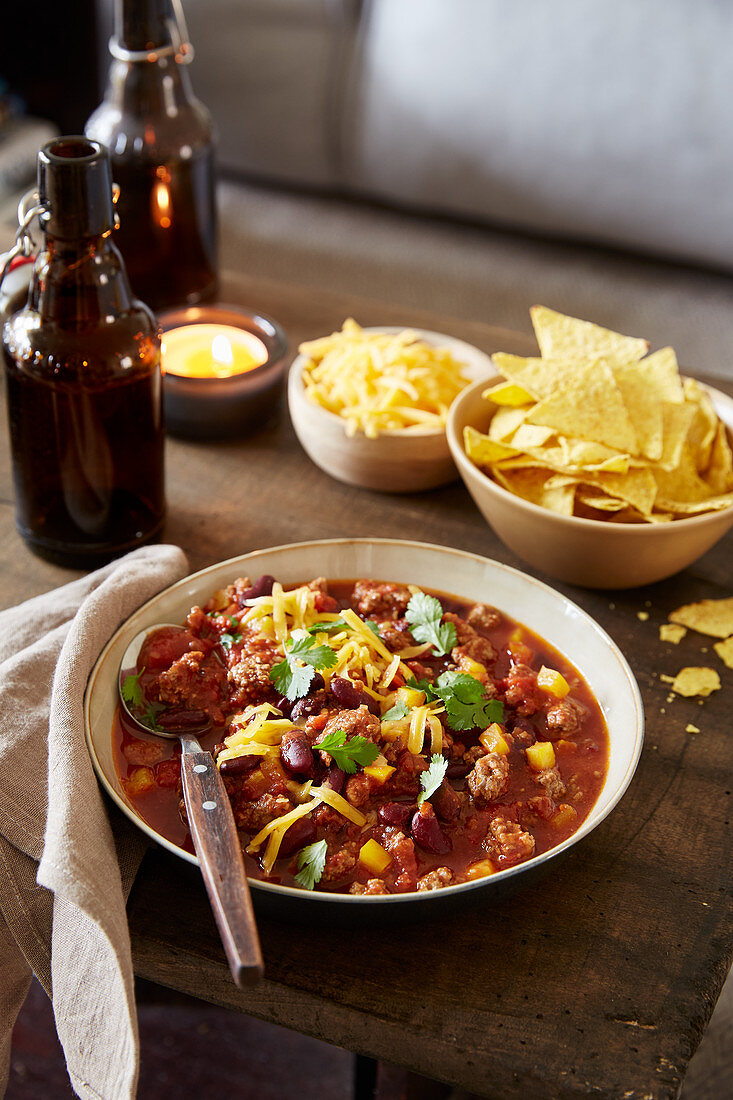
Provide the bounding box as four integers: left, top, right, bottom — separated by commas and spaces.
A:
85, 539, 644, 918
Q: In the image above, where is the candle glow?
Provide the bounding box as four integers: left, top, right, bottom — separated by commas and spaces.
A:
161, 323, 269, 379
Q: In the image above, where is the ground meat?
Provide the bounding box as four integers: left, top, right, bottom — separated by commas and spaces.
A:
313, 804, 346, 832
467, 752, 510, 804
186, 606, 213, 636
349, 879, 389, 896
510, 722, 536, 748
534, 766, 566, 801
383, 827, 418, 892
318, 705, 381, 748
521, 795, 557, 823
344, 773, 371, 807
308, 577, 339, 613
388, 750, 428, 796
122, 739, 165, 766
376, 618, 415, 651
405, 660, 435, 683
431, 779, 463, 821
463, 744, 487, 767
443, 612, 497, 666
227, 634, 280, 708
466, 603, 503, 634
320, 841, 358, 886
417, 867, 454, 892
352, 580, 412, 620
234, 792, 292, 834
503, 664, 544, 716
485, 815, 535, 867
155, 650, 226, 723
545, 698, 585, 738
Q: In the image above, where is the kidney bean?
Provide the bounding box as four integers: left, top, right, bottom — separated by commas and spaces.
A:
280, 732, 313, 775
156, 709, 209, 731
278, 815, 317, 857
219, 754, 260, 776
378, 801, 414, 826
411, 803, 452, 855
291, 689, 327, 722
320, 765, 345, 794
238, 574, 276, 606
330, 676, 380, 715
275, 696, 294, 717
446, 760, 471, 780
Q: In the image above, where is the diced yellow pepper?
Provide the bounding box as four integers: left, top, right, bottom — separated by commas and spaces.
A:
479, 723, 510, 755
363, 764, 396, 786
551, 804, 578, 829
536, 665, 570, 699
555, 739, 577, 754
358, 839, 392, 875
526, 741, 556, 771
125, 766, 156, 795
459, 657, 487, 680
464, 858, 495, 880
396, 685, 426, 709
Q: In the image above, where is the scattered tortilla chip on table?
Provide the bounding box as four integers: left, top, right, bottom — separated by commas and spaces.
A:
659, 624, 687, 644
669, 667, 721, 698
713, 636, 733, 670
668, 597, 733, 639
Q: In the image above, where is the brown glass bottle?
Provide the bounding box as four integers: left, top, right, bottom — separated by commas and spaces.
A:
86, 0, 217, 311
2, 137, 165, 566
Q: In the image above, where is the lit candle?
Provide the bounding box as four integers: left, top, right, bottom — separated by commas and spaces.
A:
161, 323, 269, 378
158, 306, 288, 440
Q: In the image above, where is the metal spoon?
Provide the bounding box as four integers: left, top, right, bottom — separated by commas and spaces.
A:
119, 624, 264, 986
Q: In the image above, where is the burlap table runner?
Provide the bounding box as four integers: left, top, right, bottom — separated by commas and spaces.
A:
0, 544, 189, 1099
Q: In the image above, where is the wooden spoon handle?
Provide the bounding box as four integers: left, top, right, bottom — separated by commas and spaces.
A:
180, 748, 264, 985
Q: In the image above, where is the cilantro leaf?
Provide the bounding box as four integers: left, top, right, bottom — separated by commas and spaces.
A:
418, 753, 449, 806
307, 619, 347, 634
121, 668, 145, 708
142, 706, 162, 732
294, 839, 328, 890
365, 620, 381, 639
315, 731, 381, 774
434, 670, 504, 731
269, 632, 338, 701
405, 675, 438, 702
382, 700, 409, 722
405, 592, 457, 656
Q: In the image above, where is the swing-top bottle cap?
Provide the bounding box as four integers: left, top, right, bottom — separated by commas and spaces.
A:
38, 137, 115, 240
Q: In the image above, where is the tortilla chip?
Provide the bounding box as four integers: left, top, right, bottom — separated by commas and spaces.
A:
656, 403, 697, 472
611, 349, 683, 461
488, 405, 530, 441
703, 422, 733, 495
686, 724, 700, 734
684, 380, 720, 472
529, 305, 649, 363
659, 624, 687, 644
713, 636, 733, 669
482, 381, 535, 406
669, 596, 733, 638
585, 467, 657, 516
510, 423, 556, 450
576, 490, 627, 512
527, 360, 638, 454
669, 667, 721, 698
653, 445, 714, 504
463, 426, 518, 464
491, 466, 551, 504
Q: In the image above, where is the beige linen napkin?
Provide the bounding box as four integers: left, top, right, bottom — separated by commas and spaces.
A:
0, 544, 189, 1100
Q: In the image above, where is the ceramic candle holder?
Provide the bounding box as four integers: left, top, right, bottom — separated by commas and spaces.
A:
159, 304, 288, 439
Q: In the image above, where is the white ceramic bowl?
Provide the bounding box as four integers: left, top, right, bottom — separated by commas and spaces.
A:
287, 328, 494, 492
85, 538, 644, 911
447, 375, 733, 590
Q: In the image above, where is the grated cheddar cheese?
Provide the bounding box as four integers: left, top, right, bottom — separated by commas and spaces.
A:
299, 319, 471, 438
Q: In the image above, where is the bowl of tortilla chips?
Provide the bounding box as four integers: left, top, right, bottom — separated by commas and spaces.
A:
446, 306, 733, 589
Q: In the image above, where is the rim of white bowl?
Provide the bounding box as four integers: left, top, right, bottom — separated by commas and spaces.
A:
447, 375, 733, 534
288, 326, 495, 440
85, 537, 644, 906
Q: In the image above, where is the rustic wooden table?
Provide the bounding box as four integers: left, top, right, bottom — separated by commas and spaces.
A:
1, 272, 731, 1100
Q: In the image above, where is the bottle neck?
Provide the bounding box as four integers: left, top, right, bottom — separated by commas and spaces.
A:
34, 233, 137, 327
114, 0, 178, 53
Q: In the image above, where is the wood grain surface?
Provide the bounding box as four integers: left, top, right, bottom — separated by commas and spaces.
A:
1, 271, 731, 1099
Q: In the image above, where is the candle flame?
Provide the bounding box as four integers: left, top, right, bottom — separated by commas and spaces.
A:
211, 334, 234, 369
153, 181, 171, 229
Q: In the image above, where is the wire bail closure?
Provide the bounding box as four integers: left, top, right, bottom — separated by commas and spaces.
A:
0, 190, 45, 291
109, 0, 194, 64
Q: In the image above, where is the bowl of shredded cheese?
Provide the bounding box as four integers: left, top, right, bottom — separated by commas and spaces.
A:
288, 320, 494, 491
